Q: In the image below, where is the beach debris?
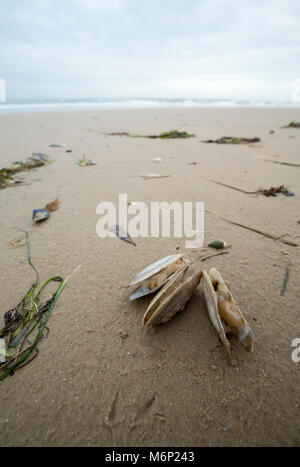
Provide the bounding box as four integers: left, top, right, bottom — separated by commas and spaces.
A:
0, 338, 7, 363
44, 198, 60, 212
202, 268, 254, 363
139, 173, 171, 180
203, 136, 260, 145
0, 230, 78, 380
25, 153, 49, 168
152, 157, 163, 163
109, 224, 136, 246
77, 156, 97, 166
7, 237, 26, 248
108, 130, 195, 139
128, 254, 189, 300
269, 130, 275, 134
49, 143, 65, 148
118, 330, 128, 338
147, 130, 194, 139
199, 251, 229, 262
32, 209, 50, 223
208, 240, 228, 249
32, 199, 59, 223
202, 178, 258, 194
0, 154, 50, 189
265, 159, 300, 168
203, 178, 294, 197
143, 266, 201, 326
127, 252, 255, 364
108, 132, 130, 137
280, 264, 291, 296
210, 214, 298, 247
281, 121, 300, 129
187, 162, 197, 165
259, 185, 294, 197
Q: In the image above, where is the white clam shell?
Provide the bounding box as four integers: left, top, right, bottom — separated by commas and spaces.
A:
128, 254, 185, 287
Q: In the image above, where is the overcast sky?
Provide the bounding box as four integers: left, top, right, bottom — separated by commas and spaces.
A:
1, 0, 300, 101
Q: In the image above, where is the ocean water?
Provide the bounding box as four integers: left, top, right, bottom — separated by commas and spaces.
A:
0, 97, 299, 114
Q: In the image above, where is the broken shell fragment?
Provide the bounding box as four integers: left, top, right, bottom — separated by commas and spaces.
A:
32, 209, 49, 223
143, 266, 201, 326
128, 254, 189, 300
202, 267, 254, 361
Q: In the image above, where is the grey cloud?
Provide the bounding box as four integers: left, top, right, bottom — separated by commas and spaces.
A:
0, 0, 300, 100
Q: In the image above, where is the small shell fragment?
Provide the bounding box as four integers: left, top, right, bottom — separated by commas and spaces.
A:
139, 173, 171, 180
32, 209, 49, 223
152, 157, 163, 163
0, 338, 7, 363
109, 225, 136, 246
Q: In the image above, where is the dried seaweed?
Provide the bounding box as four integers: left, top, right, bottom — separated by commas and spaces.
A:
146, 130, 194, 139
202, 178, 258, 194
0, 229, 78, 380
77, 156, 97, 166
212, 215, 298, 247
281, 121, 300, 129
0, 154, 50, 189
259, 186, 294, 197
108, 132, 130, 137
203, 136, 260, 145
265, 159, 300, 168
199, 251, 229, 262
203, 178, 294, 197
108, 130, 194, 139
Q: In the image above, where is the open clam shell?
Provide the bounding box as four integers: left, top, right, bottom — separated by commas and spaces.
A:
143, 266, 201, 326
202, 267, 254, 361
208, 268, 254, 352
202, 270, 232, 361
128, 254, 189, 300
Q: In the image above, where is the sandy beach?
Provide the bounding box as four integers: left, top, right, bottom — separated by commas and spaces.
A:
0, 107, 299, 447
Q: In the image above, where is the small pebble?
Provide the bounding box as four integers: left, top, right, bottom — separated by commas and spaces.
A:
119, 331, 128, 338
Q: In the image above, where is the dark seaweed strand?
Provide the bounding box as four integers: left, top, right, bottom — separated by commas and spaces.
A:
280, 264, 291, 296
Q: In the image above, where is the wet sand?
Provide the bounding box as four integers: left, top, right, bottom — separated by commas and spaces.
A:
0, 107, 299, 446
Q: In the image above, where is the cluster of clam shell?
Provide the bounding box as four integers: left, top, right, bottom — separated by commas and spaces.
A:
127, 254, 254, 364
